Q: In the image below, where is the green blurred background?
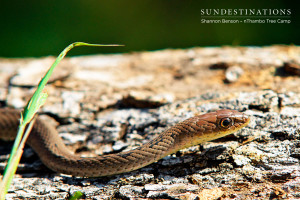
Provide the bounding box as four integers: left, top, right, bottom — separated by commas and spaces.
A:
0, 0, 298, 57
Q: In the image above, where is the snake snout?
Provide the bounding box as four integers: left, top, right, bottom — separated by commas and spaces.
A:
238, 112, 250, 127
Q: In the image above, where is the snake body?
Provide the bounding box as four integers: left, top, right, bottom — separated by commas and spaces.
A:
0, 108, 249, 177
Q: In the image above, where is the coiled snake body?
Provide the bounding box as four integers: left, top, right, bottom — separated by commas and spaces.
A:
0, 108, 249, 177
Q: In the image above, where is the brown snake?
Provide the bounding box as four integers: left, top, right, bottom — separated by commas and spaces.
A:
0, 108, 249, 177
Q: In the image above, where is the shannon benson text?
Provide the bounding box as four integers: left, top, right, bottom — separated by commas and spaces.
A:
201, 19, 240, 23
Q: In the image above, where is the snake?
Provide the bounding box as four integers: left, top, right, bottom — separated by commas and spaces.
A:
0, 108, 250, 177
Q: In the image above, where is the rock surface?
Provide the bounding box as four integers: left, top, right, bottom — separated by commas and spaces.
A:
0, 46, 300, 199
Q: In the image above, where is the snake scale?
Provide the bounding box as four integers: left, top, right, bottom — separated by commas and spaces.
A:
0, 108, 249, 177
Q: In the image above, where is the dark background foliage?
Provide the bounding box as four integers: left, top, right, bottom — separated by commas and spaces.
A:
0, 0, 298, 57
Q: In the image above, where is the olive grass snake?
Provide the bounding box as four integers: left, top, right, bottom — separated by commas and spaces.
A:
0, 108, 250, 177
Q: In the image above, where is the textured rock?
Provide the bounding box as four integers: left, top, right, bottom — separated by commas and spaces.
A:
1, 46, 300, 199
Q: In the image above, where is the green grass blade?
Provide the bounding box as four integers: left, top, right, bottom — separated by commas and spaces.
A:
69, 191, 84, 200
0, 119, 35, 197
22, 42, 122, 124
0, 42, 122, 199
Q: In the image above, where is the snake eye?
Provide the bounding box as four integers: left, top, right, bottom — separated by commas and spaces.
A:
220, 118, 232, 128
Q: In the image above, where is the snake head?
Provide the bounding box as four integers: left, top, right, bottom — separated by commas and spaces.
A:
173, 109, 250, 150
195, 109, 250, 141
